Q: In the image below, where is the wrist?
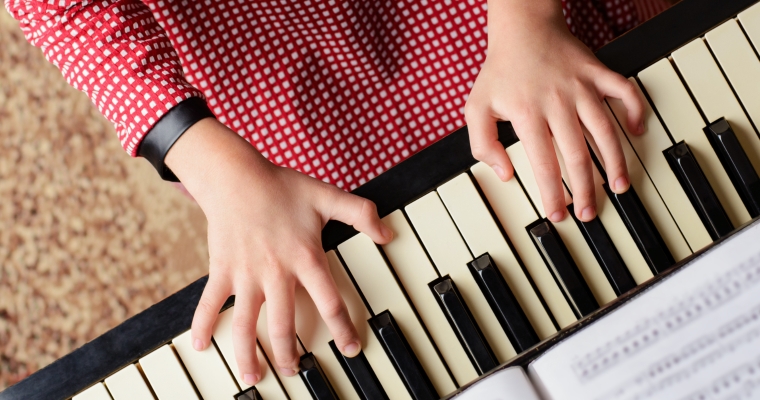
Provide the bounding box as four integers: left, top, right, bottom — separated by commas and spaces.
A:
165, 118, 272, 208
487, 0, 567, 47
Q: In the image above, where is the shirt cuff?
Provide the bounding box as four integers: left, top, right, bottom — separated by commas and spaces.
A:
137, 97, 216, 182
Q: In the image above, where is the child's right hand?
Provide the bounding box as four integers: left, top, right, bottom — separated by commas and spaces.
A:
164, 117, 393, 386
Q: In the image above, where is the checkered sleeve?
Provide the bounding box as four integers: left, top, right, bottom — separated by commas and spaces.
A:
4, 0, 205, 156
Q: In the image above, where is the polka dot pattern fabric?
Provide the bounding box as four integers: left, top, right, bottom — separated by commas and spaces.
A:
6, 0, 204, 156
5, 0, 669, 190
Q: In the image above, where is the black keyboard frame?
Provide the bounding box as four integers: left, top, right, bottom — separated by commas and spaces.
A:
2, 0, 758, 398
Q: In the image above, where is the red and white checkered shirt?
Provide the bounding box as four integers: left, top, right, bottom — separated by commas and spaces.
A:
5, 0, 668, 190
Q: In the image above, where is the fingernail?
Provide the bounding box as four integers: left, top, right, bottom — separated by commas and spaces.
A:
381, 225, 394, 241
343, 342, 361, 357
614, 176, 629, 193
549, 210, 565, 222
638, 122, 645, 134
492, 164, 506, 180
243, 373, 259, 385
581, 206, 596, 221
279, 367, 299, 377
193, 339, 203, 351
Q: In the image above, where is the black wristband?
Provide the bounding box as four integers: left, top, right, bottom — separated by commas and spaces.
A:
137, 97, 216, 182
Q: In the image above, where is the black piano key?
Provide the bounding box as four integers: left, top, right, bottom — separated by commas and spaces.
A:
299, 352, 338, 400
429, 276, 498, 375
329, 341, 388, 400
369, 311, 438, 400
664, 141, 734, 240
568, 204, 637, 296
467, 253, 539, 353
528, 220, 599, 317
705, 117, 760, 218
604, 183, 675, 275
235, 386, 264, 400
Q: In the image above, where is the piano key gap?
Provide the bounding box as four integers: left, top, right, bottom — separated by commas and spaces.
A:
736, 15, 760, 80
371, 240, 461, 388
633, 76, 679, 146
467, 170, 561, 332
134, 362, 161, 400
702, 34, 760, 141
667, 56, 710, 125
603, 99, 694, 254
210, 336, 243, 392
333, 249, 376, 317
254, 338, 291, 398
168, 342, 206, 400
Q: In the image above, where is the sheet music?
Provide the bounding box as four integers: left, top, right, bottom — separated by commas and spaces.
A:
529, 219, 760, 400
454, 367, 541, 400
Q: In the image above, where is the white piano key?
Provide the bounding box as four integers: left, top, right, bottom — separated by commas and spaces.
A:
703, 19, 760, 175
437, 173, 556, 339
172, 330, 239, 400
739, 2, 760, 50
607, 79, 712, 251
294, 286, 360, 400
256, 304, 313, 399
673, 37, 760, 181
381, 210, 479, 385
139, 345, 200, 400
104, 364, 155, 400
405, 192, 517, 362
555, 137, 654, 285
638, 58, 751, 227
337, 235, 455, 396
506, 142, 617, 306
596, 102, 692, 261
212, 306, 288, 399
470, 162, 577, 328
73, 383, 113, 400
325, 250, 413, 400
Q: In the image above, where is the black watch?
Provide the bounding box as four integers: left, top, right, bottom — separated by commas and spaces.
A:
137, 97, 215, 182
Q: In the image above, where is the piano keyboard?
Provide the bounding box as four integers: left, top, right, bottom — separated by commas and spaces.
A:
6, 0, 760, 399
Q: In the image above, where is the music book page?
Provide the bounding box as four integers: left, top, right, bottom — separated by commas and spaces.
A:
528, 219, 760, 400
455, 367, 541, 400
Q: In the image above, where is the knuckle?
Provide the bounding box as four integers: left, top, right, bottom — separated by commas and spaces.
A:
621, 78, 637, 95
470, 143, 490, 160
532, 162, 560, 179
546, 88, 565, 106
196, 298, 219, 319
320, 296, 347, 321
565, 148, 591, 168
463, 99, 480, 121
575, 188, 595, 203
356, 198, 378, 222
275, 354, 299, 369
232, 319, 256, 337
301, 249, 325, 270
269, 323, 294, 341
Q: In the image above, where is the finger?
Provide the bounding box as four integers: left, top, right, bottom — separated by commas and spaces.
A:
548, 103, 597, 222
515, 117, 567, 222
328, 191, 393, 244
464, 104, 514, 181
577, 94, 630, 194
191, 273, 232, 351
231, 286, 264, 386
596, 71, 645, 135
266, 278, 299, 376
299, 252, 361, 357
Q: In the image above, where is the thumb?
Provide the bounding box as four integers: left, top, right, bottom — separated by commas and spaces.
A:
326, 189, 393, 244
465, 105, 514, 181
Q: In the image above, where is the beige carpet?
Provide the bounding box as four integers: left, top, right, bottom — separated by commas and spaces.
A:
0, 10, 210, 390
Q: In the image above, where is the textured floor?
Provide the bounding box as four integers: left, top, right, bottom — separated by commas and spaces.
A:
0, 10, 210, 390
